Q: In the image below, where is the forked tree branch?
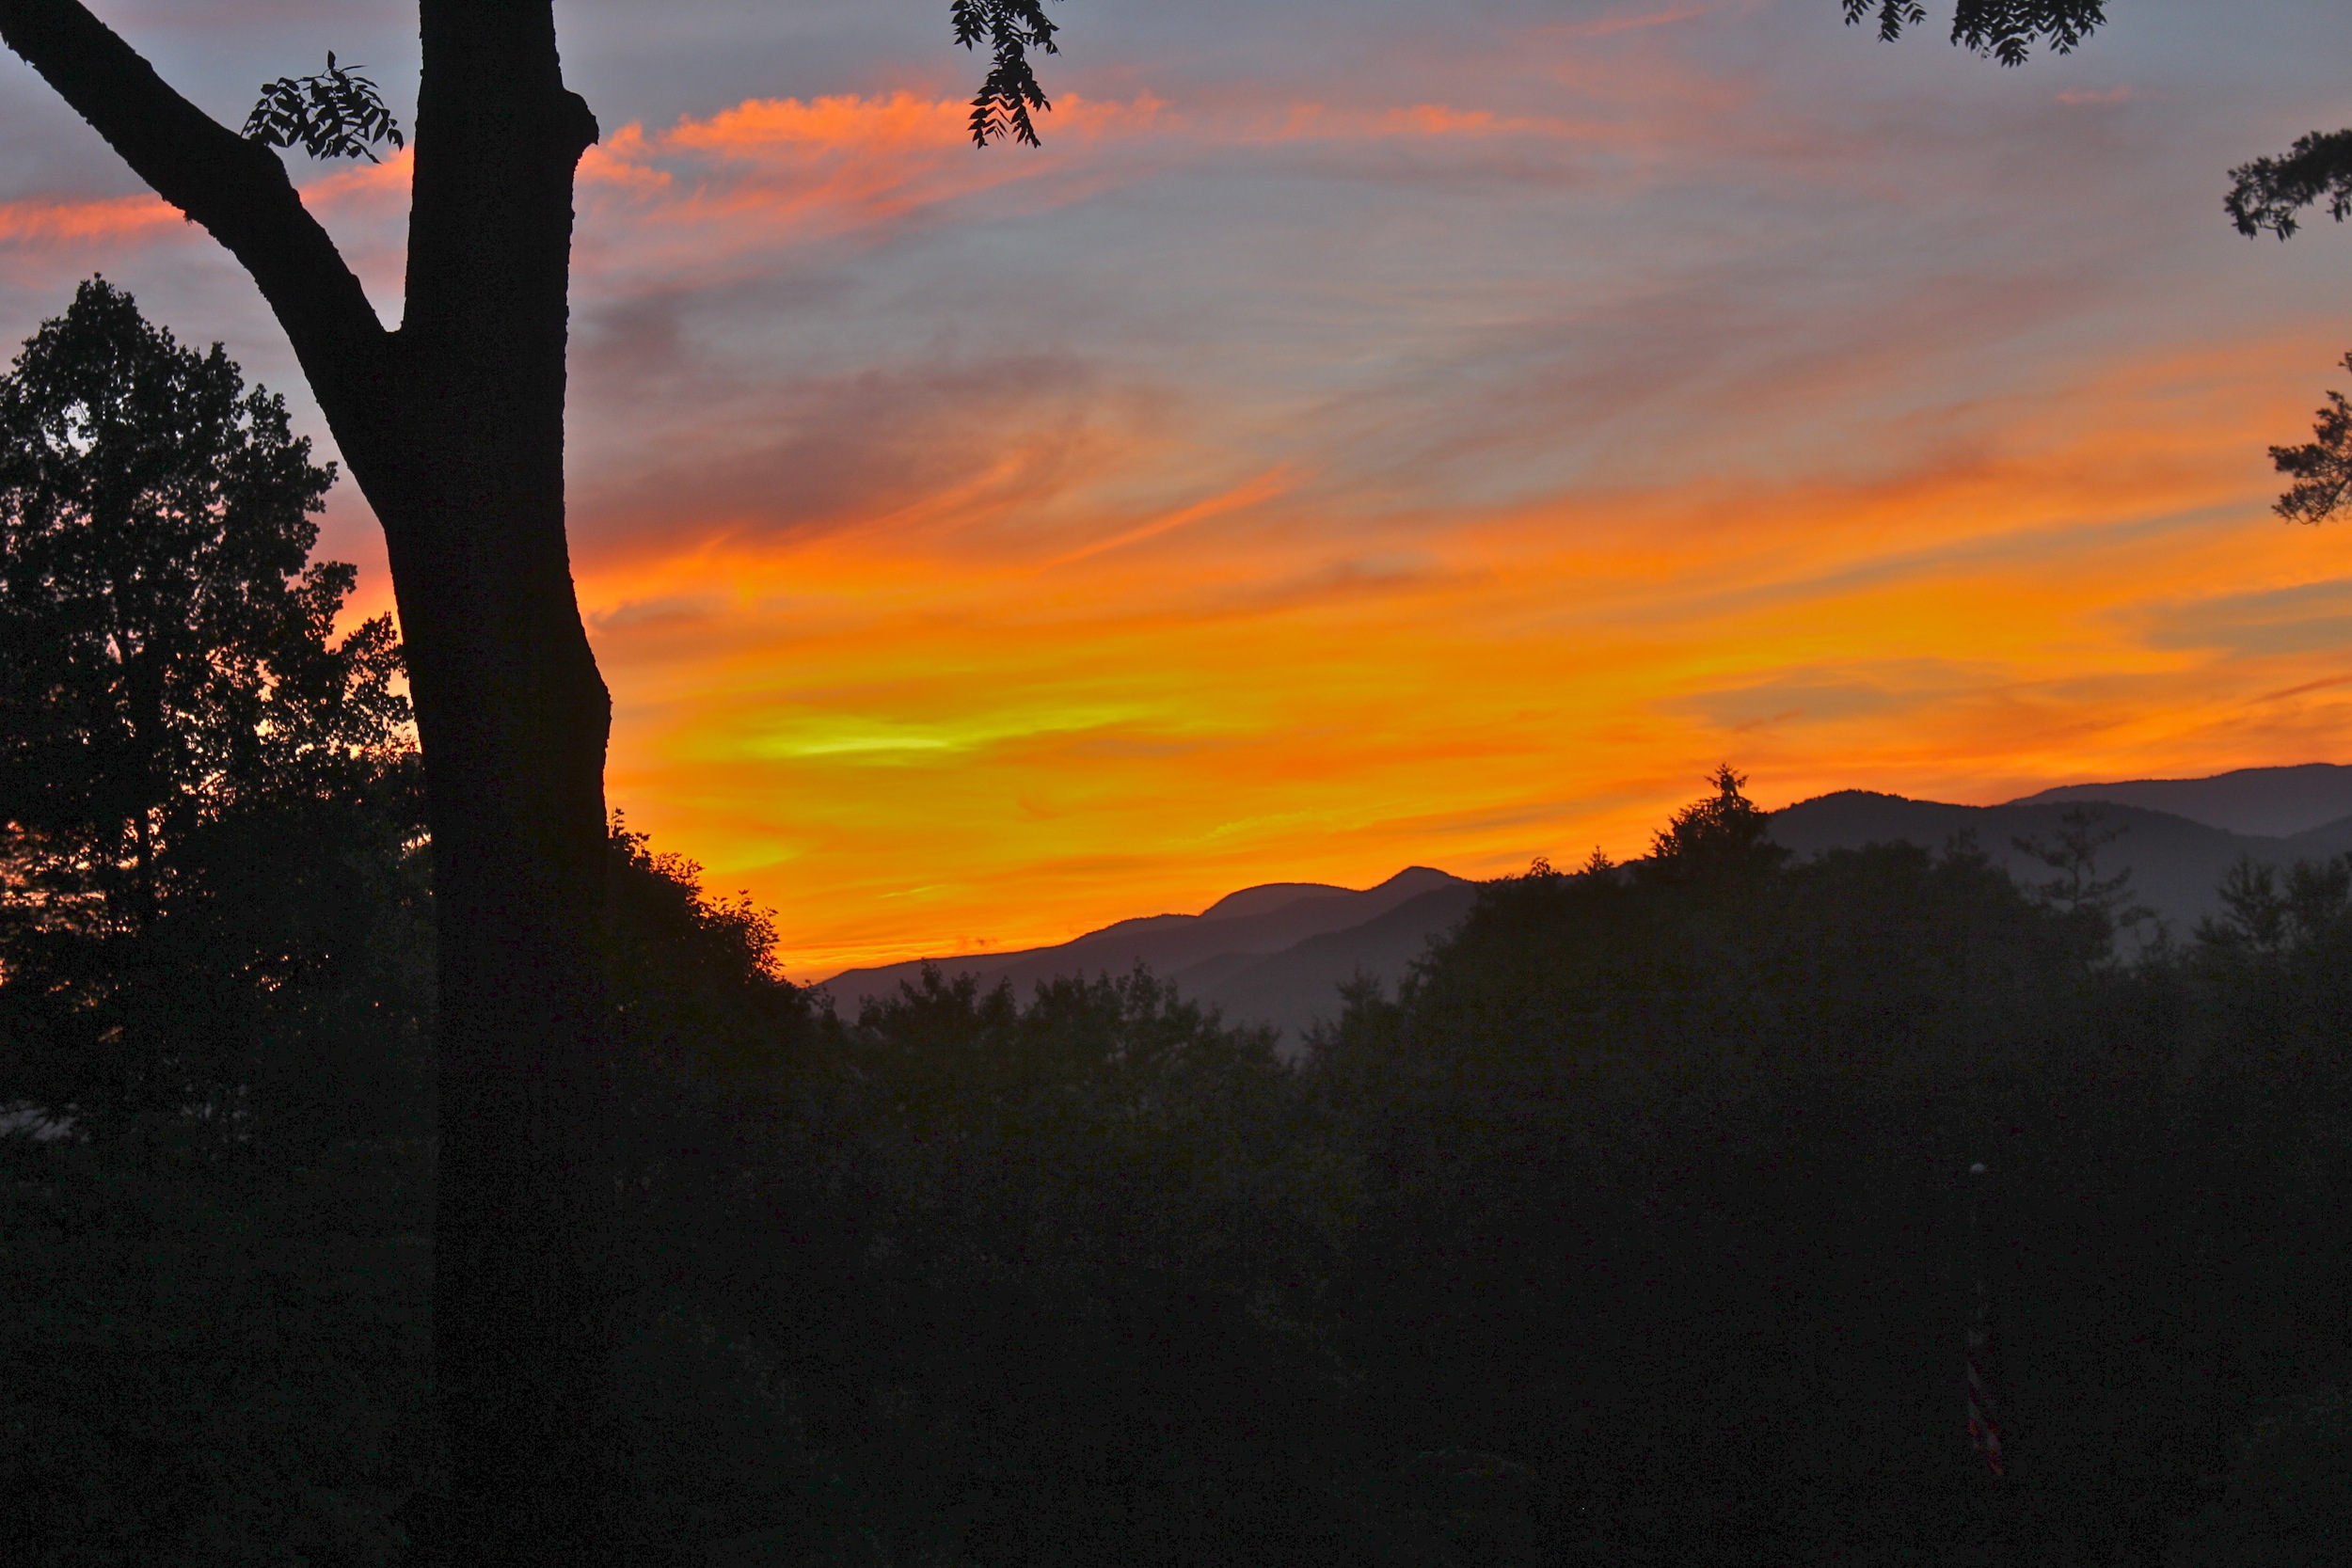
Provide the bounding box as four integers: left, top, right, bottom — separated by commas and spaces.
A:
0, 0, 393, 437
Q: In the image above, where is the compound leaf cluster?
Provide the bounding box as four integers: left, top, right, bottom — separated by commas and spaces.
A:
243, 52, 405, 164
1844, 1, 2107, 65
951, 0, 1059, 148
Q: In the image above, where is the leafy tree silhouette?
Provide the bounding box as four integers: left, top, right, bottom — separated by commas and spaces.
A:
2269, 360, 2352, 525
2226, 129, 2352, 244
1642, 764, 1789, 889
0, 277, 412, 1130
0, 6, 1069, 1555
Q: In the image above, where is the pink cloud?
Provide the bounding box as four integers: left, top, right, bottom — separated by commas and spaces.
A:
0, 191, 183, 249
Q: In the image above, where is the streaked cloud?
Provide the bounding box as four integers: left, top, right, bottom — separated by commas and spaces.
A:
0, 191, 179, 248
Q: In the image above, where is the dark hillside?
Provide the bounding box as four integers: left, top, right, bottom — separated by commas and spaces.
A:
2289, 812, 2352, 855
1176, 881, 1482, 1051
1772, 790, 2312, 931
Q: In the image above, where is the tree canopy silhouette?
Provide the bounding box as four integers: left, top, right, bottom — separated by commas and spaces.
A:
2270, 355, 2352, 526
953, 0, 1062, 147
0, 277, 413, 1129
1644, 763, 1788, 888
2226, 129, 2352, 244
0, 279, 403, 900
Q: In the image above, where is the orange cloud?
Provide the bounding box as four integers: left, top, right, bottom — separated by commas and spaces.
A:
0, 154, 413, 325
565, 81, 1677, 294
572, 90, 1172, 277
0, 191, 182, 248
2056, 86, 2141, 106
0, 151, 413, 256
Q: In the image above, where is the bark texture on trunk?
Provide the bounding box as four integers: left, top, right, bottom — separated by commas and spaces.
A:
392, 6, 615, 1560
0, 2, 619, 1560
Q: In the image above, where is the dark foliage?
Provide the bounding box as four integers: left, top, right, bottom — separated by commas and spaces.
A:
11, 761, 2352, 1563
1842, 0, 2107, 64
0, 9, 1076, 1554
1645, 761, 1788, 885
1, 1130, 437, 1567
2227, 129, 2352, 243
2012, 801, 2153, 944
244, 52, 405, 164
602, 939, 1352, 1562
2266, 353, 2352, 526
951, 0, 1060, 147
1310, 771, 2352, 1564
0, 279, 421, 1138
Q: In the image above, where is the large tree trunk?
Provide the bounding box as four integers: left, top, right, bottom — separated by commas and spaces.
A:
374, 436, 614, 1562
372, 6, 616, 1560
379, 445, 614, 1560
0, 3, 619, 1560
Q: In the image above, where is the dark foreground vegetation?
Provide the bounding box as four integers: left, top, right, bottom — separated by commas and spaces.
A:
6, 288, 2352, 1564
8, 767, 2352, 1565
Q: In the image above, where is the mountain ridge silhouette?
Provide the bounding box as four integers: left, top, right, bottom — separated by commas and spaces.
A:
820, 866, 1472, 1043
2003, 762, 2352, 839
815, 762, 2352, 1052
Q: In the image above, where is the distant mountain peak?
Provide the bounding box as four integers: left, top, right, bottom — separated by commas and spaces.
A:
1198, 882, 1350, 922
1196, 867, 1462, 923
818, 865, 1477, 1032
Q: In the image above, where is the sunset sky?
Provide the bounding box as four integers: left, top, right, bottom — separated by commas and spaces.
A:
3, 1, 2347, 975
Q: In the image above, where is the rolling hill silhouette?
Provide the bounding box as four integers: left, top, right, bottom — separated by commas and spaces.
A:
820, 867, 1476, 1053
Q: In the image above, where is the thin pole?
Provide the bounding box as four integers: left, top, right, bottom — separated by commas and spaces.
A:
1964, 1161, 2007, 1479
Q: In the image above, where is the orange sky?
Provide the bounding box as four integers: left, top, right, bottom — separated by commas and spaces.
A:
584, 325, 2350, 972
1, 2, 2347, 975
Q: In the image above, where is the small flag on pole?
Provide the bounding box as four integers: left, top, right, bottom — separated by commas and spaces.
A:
1964, 1161, 2006, 1478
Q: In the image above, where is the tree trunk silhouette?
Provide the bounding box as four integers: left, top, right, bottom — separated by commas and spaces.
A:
0, 2, 616, 1558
